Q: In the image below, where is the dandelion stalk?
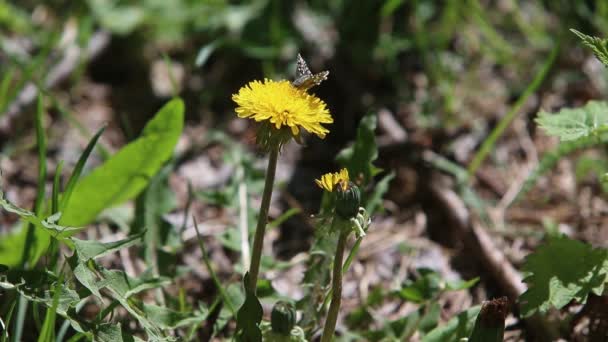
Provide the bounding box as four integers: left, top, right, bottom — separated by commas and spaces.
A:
232, 64, 333, 298
315, 168, 364, 342
321, 226, 348, 342
247, 144, 280, 293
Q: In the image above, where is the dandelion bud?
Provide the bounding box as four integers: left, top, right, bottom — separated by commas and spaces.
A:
335, 181, 361, 219
271, 301, 296, 336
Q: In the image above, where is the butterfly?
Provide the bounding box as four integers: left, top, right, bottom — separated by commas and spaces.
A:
292, 54, 329, 91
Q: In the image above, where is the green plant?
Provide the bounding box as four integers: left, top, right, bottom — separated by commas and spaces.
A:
6, 2, 608, 341
511, 29, 608, 338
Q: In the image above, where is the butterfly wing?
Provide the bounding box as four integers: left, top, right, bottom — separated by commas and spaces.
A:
295, 53, 312, 79
292, 54, 329, 91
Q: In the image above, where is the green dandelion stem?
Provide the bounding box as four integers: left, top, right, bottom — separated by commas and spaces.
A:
321, 226, 349, 342
321, 234, 363, 311
247, 144, 280, 294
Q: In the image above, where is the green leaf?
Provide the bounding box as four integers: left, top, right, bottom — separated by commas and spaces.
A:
72, 231, 145, 261
96, 323, 124, 342
337, 113, 381, 185
236, 273, 263, 342
418, 302, 441, 333
71, 257, 103, 300
365, 171, 394, 213
97, 267, 172, 338
535, 101, 608, 141
101, 268, 171, 298
446, 277, 480, 291
142, 304, 208, 329
61, 98, 184, 227
422, 306, 481, 342
69, 232, 145, 301
0, 195, 78, 267
571, 29, 608, 67
0, 273, 81, 317
519, 235, 608, 317
388, 308, 420, 339
396, 268, 442, 303
87, 0, 145, 35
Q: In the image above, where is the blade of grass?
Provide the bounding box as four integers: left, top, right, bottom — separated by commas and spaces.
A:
192, 218, 236, 316
161, 53, 179, 97
37, 275, 64, 342
52, 161, 63, 215
1, 300, 16, 342
34, 94, 47, 216
467, 43, 559, 177
6, 94, 47, 338
47, 161, 64, 270
0, 69, 15, 114
59, 125, 106, 211
267, 208, 301, 229
237, 165, 250, 267
11, 296, 27, 342
32, 302, 42, 332
180, 182, 194, 234
467, 0, 514, 63
65, 333, 86, 342
19, 94, 47, 266
5, 31, 59, 114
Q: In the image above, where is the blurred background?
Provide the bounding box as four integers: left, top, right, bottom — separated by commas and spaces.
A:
2, 0, 608, 340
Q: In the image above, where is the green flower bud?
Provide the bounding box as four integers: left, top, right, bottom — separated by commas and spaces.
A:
335, 182, 361, 219
271, 301, 296, 336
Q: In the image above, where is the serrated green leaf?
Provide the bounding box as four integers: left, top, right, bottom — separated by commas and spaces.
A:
72, 231, 145, 261
0, 196, 78, 267
142, 304, 208, 329
519, 235, 608, 317
422, 306, 481, 342
97, 267, 173, 339
61, 98, 184, 227
571, 29, 608, 67
336, 113, 381, 185
71, 257, 103, 300
100, 268, 171, 298
536, 101, 608, 141
96, 323, 124, 342
69, 232, 145, 301
0, 275, 81, 317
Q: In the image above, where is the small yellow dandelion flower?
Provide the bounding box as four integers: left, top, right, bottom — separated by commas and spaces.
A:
232, 79, 333, 140
315, 168, 350, 192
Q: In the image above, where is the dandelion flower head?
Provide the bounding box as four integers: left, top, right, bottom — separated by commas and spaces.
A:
315, 168, 350, 192
232, 79, 333, 140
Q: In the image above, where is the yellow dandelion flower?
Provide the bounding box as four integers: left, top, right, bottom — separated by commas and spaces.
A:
232, 79, 333, 139
315, 168, 350, 192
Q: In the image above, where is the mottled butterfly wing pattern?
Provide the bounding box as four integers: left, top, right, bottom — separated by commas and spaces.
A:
292, 54, 329, 91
